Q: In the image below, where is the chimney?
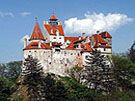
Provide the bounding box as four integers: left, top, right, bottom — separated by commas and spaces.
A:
24, 38, 27, 48
82, 33, 86, 38
38, 41, 41, 48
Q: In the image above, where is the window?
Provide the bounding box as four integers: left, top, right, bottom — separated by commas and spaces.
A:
59, 37, 61, 39
55, 49, 60, 52
101, 43, 106, 45
104, 48, 106, 51
71, 53, 73, 55
31, 44, 38, 47
53, 37, 56, 39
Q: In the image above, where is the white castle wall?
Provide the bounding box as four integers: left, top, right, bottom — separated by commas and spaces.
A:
23, 49, 81, 76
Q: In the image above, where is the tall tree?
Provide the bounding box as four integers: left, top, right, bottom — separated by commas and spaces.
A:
43, 74, 68, 101
22, 55, 45, 101
80, 50, 115, 93
127, 41, 135, 63
6, 61, 22, 81
0, 64, 6, 78
112, 53, 135, 90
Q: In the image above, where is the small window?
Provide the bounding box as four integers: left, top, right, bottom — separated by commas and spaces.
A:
104, 48, 106, 51
53, 37, 56, 39
59, 37, 61, 39
31, 44, 38, 47
34, 51, 37, 52
67, 43, 70, 45
29, 51, 31, 53
71, 53, 73, 55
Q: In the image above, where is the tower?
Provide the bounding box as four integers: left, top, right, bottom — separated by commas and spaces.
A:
43, 14, 65, 44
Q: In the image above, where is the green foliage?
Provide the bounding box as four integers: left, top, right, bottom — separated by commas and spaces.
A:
0, 64, 6, 78
0, 78, 15, 101
69, 65, 82, 80
100, 90, 135, 101
22, 55, 45, 101
6, 61, 22, 81
127, 41, 135, 63
43, 74, 69, 101
0, 61, 22, 81
62, 77, 101, 101
112, 53, 135, 90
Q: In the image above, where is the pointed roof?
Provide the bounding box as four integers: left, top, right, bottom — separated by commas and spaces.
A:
29, 22, 45, 41
49, 14, 58, 20
99, 31, 112, 38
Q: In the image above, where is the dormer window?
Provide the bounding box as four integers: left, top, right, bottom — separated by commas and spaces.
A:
51, 28, 53, 33
55, 29, 59, 36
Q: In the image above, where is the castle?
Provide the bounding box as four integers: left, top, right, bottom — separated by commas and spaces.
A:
23, 14, 112, 76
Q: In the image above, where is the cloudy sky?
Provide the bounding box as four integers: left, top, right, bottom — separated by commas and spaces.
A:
0, 0, 135, 63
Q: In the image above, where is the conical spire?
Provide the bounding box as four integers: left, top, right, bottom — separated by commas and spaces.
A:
49, 14, 58, 21
29, 22, 45, 41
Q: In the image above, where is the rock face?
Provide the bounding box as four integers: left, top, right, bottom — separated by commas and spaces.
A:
10, 73, 66, 101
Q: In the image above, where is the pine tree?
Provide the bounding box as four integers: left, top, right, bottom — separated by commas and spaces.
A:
22, 55, 45, 101
80, 50, 115, 93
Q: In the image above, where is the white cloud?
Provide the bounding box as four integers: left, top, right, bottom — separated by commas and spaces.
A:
0, 12, 14, 17
20, 35, 30, 43
64, 12, 134, 34
20, 12, 31, 17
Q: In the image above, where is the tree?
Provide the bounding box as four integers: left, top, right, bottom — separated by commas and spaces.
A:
0, 64, 6, 78
22, 55, 45, 101
112, 53, 135, 90
43, 74, 69, 101
80, 50, 115, 93
0, 78, 14, 101
6, 61, 22, 81
127, 41, 135, 63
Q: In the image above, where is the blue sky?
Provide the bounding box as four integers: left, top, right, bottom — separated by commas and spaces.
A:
0, 0, 135, 63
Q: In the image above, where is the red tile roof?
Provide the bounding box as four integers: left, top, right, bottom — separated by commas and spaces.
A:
99, 31, 112, 38
49, 14, 58, 20
64, 37, 80, 42
24, 42, 52, 50
81, 43, 93, 52
94, 42, 111, 48
98, 45, 111, 48
65, 43, 76, 50
29, 23, 45, 41
93, 34, 107, 44
44, 24, 64, 36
